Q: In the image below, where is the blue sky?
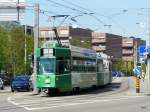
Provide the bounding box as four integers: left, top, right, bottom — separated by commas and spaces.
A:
22, 0, 150, 40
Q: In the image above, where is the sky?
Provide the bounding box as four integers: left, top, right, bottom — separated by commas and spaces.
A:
21, 0, 150, 40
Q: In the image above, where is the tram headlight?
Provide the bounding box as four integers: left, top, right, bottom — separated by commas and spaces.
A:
45, 79, 51, 84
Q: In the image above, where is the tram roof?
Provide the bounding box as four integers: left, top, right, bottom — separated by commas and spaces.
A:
70, 45, 97, 59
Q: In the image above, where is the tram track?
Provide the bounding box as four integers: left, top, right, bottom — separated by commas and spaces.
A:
6, 77, 131, 111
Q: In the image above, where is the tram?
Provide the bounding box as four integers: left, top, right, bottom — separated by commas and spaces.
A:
35, 42, 112, 94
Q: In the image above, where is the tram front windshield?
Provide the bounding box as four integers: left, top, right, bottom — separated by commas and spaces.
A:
39, 58, 55, 74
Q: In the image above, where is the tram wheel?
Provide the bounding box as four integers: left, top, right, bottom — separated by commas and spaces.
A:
48, 89, 59, 96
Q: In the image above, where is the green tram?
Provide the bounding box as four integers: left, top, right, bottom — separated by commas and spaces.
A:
36, 42, 112, 94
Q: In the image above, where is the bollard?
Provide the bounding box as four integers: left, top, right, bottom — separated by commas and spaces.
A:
136, 77, 140, 93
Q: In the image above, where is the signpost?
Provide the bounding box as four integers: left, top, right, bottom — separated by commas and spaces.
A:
147, 46, 150, 53
0, 0, 25, 21
139, 45, 146, 63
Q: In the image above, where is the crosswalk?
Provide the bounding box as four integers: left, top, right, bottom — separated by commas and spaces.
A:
7, 92, 144, 111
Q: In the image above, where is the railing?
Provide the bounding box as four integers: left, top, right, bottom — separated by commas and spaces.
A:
122, 49, 134, 54
122, 43, 133, 47
92, 46, 106, 51
122, 56, 134, 61
92, 39, 106, 43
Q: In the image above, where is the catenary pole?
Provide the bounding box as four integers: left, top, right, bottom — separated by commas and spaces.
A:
134, 41, 137, 69
24, 25, 27, 75
147, 9, 150, 94
33, 2, 39, 93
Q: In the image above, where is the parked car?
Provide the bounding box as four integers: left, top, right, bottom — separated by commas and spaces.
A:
0, 78, 4, 90
29, 75, 33, 91
112, 71, 125, 77
11, 76, 31, 92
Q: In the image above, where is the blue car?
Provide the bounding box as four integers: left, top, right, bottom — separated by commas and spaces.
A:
11, 76, 31, 92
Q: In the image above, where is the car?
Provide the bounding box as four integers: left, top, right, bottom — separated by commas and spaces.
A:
11, 76, 31, 92
29, 75, 34, 91
112, 71, 125, 77
0, 78, 4, 90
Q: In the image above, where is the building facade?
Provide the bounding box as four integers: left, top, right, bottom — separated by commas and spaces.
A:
92, 32, 122, 59
39, 26, 92, 48
92, 33, 146, 62
122, 37, 146, 62
40, 27, 146, 62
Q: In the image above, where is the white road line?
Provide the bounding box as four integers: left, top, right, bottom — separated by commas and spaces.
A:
8, 95, 144, 111
8, 97, 31, 111
26, 96, 144, 111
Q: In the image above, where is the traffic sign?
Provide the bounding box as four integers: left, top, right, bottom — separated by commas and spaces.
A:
134, 67, 141, 76
147, 46, 150, 53
139, 45, 146, 63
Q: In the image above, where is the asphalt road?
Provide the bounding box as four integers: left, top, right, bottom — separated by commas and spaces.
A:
0, 77, 150, 112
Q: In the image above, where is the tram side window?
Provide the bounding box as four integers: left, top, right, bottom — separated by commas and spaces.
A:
97, 60, 103, 72
56, 60, 70, 75
72, 57, 96, 72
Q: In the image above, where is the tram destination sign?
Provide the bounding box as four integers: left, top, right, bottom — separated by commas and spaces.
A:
0, 0, 26, 21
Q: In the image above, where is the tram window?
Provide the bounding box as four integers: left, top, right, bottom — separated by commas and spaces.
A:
97, 60, 103, 72
39, 58, 55, 74
56, 60, 70, 75
72, 57, 96, 72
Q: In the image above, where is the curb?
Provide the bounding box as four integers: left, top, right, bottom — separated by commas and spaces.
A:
98, 77, 129, 97
0, 90, 11, 94
0, 87, 11, 94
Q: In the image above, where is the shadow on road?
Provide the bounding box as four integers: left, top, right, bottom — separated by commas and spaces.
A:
40, 82, 122, 97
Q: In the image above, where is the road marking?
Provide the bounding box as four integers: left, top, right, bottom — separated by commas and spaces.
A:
8, 97, 31, 111
8, 95, 144, 111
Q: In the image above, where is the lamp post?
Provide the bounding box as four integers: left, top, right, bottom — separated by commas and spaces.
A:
24, 25, 27, 75
136, 9, 150, 94
104, 24, 112, 33
33, 1, 39, 93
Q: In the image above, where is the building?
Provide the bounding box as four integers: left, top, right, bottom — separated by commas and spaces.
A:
92, 32, 122, 59
122, 37, 146, 62
92, 33, 146, 62
39, 26, 92, 48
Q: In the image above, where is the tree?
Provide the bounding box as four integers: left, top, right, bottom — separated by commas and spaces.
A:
112, 59, 134, 76
0, 27, 8, 72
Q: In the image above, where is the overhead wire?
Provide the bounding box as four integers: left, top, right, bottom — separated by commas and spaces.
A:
58, 0, 129, 34
46, 0, 87, 14
46, 0, 107, 27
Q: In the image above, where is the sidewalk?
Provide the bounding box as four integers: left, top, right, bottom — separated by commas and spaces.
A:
0, 86, 11, 93
126, 76, 149, 96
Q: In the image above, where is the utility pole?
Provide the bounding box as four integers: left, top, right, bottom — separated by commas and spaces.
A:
134, 41, 138, 69
147, 10, 150, 94
137, 8, 150, 94
33, 3, 39, 93
17, 0, 20, 21
24, 25, 27, 75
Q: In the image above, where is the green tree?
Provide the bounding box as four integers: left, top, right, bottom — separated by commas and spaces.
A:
112, 59, 134, 76
0, 27, 8, 72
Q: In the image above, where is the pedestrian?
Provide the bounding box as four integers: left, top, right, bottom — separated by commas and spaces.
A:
141, 70, 145, 82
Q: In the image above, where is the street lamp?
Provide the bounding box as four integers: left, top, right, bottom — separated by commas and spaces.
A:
104, 24, 112, 33
70, 13, 94, 26
48, 14, 70, 27
110, 9, 128, 17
